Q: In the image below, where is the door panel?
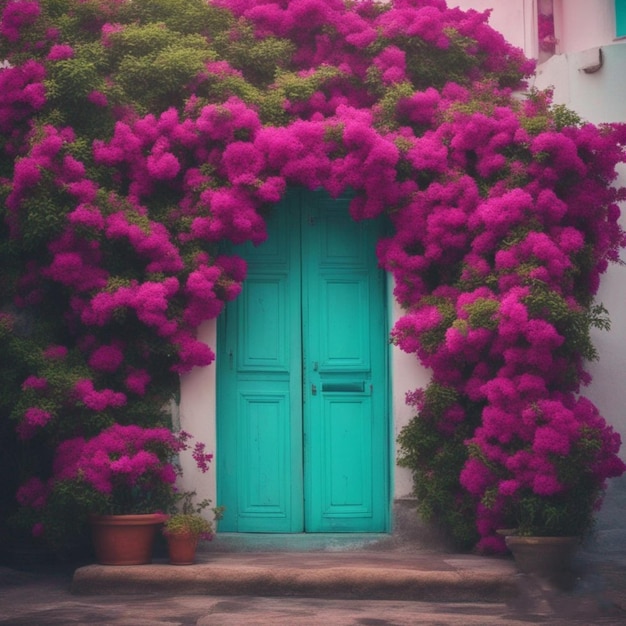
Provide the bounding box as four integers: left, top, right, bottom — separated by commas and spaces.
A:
317, 278, 370, 370
303, 194, 386, 532
239, 277, 288, 370
236, 390, 296, 531
217, 189, 387, 533
218, 196, 303, 533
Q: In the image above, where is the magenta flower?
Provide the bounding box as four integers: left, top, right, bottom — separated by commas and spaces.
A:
0, 1, 40, 42
32, 522, 45, 537
22, 376, 48, 391
17, 407, 53, 440
47, 44, 74, 61
125, 369, 151, 396
87, 90, 108, 107
43, 345, 68, 360
16, 477, 48, 510
74, 379, 126, 411
88, 343, 124, 373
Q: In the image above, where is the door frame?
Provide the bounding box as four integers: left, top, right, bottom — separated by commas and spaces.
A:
216, 188, 391, 533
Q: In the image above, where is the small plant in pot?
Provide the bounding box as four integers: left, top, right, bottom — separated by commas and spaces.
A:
15, 424, 214, 565
163, 491, 224, 565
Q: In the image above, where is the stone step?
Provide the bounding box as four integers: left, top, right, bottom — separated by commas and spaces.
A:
71, 549, 518, 603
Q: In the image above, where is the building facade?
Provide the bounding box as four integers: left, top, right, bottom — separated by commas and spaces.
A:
178, 0, 626, 547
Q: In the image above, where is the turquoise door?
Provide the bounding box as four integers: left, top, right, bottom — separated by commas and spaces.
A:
217, 189, 388, 532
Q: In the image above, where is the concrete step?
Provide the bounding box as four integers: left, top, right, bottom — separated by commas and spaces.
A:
71, 549, 519, 603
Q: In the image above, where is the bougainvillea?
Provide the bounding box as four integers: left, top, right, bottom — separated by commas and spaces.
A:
1, 0, 625, 551
15, 423, 213, 544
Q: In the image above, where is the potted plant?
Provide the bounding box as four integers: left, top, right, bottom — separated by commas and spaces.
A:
16, 424, 214, 565
501, 491, 588, 587
478, 397, 626, 587
163, 491, 224, 565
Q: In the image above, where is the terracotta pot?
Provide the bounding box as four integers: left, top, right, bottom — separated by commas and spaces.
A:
90, 514, 165, 565
505, 535, 579, 586
166, 532, 200, 565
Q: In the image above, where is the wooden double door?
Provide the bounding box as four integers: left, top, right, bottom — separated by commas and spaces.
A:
217, 190, 388, 532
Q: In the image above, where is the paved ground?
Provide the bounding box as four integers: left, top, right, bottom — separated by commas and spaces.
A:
0, 569, 625, 625
1, 546, 625, 626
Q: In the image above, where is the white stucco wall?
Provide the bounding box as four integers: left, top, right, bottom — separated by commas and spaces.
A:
390, 283, 432, 499
178, 321, 217, 510
453, 0, 623, 56
451, 0, 537, 56
552, 0, 620, 54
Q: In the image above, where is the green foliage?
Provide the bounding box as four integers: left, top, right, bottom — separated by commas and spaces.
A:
275, 65, 344, 104
212, 22, 296, 87
375, 81, 418, 129
16, 194, 67, 252
465, 298, 499, 330
118, 0, 234, 37
397, 383, 481, 550
552, 104, 583, 130
415, 297, 456, 354
115, 36, 215, 113
38, 478, 107, 547
195, 69, 265, 111
512, 488, 597, 537
163, 490, 224, 538
46, 54, 102, 104
0, 319, 39, 427
524, 286, 609, 363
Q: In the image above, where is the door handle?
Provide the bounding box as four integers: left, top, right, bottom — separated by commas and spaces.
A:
311, 384, 317, 396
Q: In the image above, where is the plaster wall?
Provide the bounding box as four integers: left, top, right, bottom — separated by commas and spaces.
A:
451, 0, 537, 57
178, 321, 217, 509
453, 0, 623, 56
551, 0, 620, 54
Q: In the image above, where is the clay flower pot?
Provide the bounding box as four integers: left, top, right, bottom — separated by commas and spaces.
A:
505, 535, 579, 588
90, 513, 165, 565
166, 532, 200, 565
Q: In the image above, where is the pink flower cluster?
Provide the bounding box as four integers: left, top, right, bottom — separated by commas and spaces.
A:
461, 393, 625, 547
16, 476, 48, 510
74, 378, 126, 411
16, 406, 52, 440
52, 424, 180, 495
17, 424, 215, 530
0, 0, 40, 43
380, 88, 626, 548
0, 60, 46, 143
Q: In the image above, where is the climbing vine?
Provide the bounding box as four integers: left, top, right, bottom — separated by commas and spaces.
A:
2, 0, 625, 551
